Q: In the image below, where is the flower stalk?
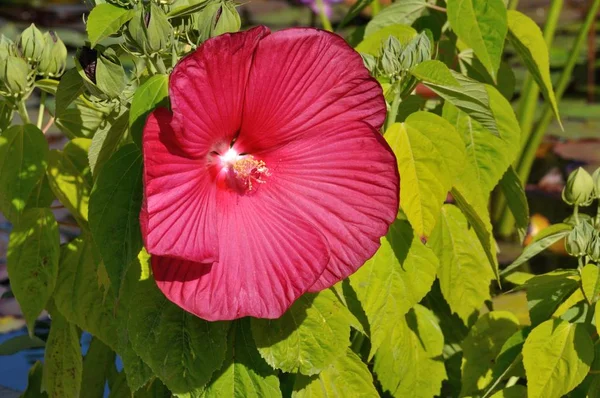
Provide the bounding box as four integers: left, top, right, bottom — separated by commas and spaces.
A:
17, 99, 30, 124
315, 0, 333, 32
37, 91, 46, 129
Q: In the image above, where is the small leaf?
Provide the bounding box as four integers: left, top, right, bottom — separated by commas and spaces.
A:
355, 24, 417, 56
251, 289, 353, 376
43, 312, 83, 398
87, 3, 135, 47
524, 270, 580, 326
0, 334, 45, 356
293, 349, 378, 398
429, 205, 494, 323
460, 312, 520, 396
130, 74, 169, 148
350, 218, 438, 356
88, 110, 129, 177
410, 60, 460, 86
55, 69, 85, 116
82, 337, 115, 398
501, 224, 572, 276
365, 0, 429, 37
446, 0, 507, 80
22, 361, 48, 398
89, 143, 143, 295
499, 166, 530, 242
374, 305, 446, 397
581, 264, 600, 304
7, 208, 59, 334
523, 319, 593, 398
0, 124, 49, 222
507, 10, 561, 126
201, 319, 281, 398
385, 112, 466, 238
128, 277, 229, 395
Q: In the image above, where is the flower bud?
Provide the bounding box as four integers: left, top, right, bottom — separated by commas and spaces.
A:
18, 24, 45, 62
107, 0, 137, 7
380, 37, 402, 78
562, 167, 595, 206
588, 231, 600, 262
565, 220, 594, 257
38, 32, 67, 78
0, 54, 30, 95
592, 167, 600, 199
0, 35, 17, 57
95, 49, 127, 99
128, 3, 172, 55
212, 2, 241, 37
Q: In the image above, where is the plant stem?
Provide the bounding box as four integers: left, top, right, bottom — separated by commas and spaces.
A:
424, 3, 447, 13
481, 353, 522, 398
596, 200, 600, 227
385, 86, 402, 132
315, 0, 333, 32
371, 0, 381, 16
36, 91, 46, 129
17, 99, 30, 124
508, 0, 520, 10
574, 204, 580, 225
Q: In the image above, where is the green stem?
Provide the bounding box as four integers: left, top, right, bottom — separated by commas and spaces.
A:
508, 0, 520, 10
481, 353, 523, 398
17, 99, 30, 124
371, 0, 381, 16
385, 86, 402, 132
315, 0, 333, 32
574, 204, 580, 225
36, 91, 46, 129
596, 200, 600, 228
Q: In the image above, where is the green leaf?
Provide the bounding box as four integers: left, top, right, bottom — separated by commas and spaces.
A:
201, 319, 281, 398
490, 385, 527, 398
55, 105, 105, 139
87, 3, 135, 47
507, 10, 561, 126
130, 75, 169, 148
429, 205, 494, 323
0, 100, 13, 132
355, 24, 417, 56
43, 312, 83, 398
292, 349, 378, 398
490, 327, 530, 385
524, 270, 580, 326
251, 289, 353, 376
25, 174, 55, 210
82, 337, 115, 398
34, 79, 59, 95
47, 138, 93, 227
385, 112, 466, 238
22, 361, 48, 398
0, 124, 49, 222
350, 218, 438, 356
581, 264, 600, 304
128, 277, 229, 395
338, 0, 373, 29
446, 0, 507, 80
0, 334, 45, 356
374, 305, 446, 397
7, 208, 59, 333
501, 224, 572, 276
167, 0, 211, 18
499, 166, 530, 242
523, 319, 594, 398
88, 110, 129, 177
365, 0, 428, 37
55, 69, 85, 116
460, 311, 520, 396
89, 143, 143, 295
410, 60, 460, 86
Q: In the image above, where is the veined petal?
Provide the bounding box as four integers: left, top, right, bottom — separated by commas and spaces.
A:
170, 26, 270, 157
260, 121, 399, 291
152, 195, 329, 321
141, 108, 218, 263
237, 28, 386, 153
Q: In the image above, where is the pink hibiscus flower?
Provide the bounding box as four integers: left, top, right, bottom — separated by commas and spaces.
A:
141, 26, 399, 321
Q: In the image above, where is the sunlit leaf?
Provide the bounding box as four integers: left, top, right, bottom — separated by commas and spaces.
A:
355, 24, 417, 56
365, 0, 428, 37
130, 74, 169, 148
87, 3, 135, 47
524, 270, 579, 326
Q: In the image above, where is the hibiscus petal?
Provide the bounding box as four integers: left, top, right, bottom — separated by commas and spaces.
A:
237, 28, 386, 153
141, 108, 219, 263
260, 121, 399, 291
152, 195, 330, 321
169, 26, 270, 157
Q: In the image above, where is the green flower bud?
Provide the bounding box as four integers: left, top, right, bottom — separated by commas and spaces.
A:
128, 3, 172, 55
361, 53, 377, 75
592, 167, 600, 199
0, 54, 30, 95
95, 49, 127, 99
75, 46, 113, 100
587, 231, 600, 262
212, 2, 241, 37
566, 220, 594, 257
562, 167, 595, 206
107, 0, 137, 7
0, 35, 17, 57
379, 37, 402, 78
38, 32, 67, 78
18, 24, 45, 62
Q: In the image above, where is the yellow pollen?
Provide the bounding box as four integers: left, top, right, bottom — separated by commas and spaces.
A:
232, 155, 270, 191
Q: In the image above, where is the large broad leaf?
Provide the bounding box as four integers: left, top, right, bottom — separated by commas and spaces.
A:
507, 10, 561, 125
89, 143, 143, 295
582, 264, 600, 304
524, 270, 580, 326
201, 319, 281, 398
47, 138, 93, 227
0, 334, 45, 355
355, 25, 417, 56
88, 110, 130, 177
385, 112, 466, 239
460, 312, 520, 396
350, 218, 438, 356
499, 166, 530, 241
446, 0, 507, 80
128, 277, 229, 395
429, 205, 494, 323
55, 69, 85, 116
251, 289, 354, 376
22, 361, 47, 398
374, 305, 446, 397
130, 75, 169, 148
7, 208, 59, 333
87, 3, 135, 47
55, 104, 105, 139
43, 312, 83, 398
490, 385, 527, 398
0, 124, 49, 222
293, 349, 378, 397
82, 337, 115, 398
365, 0, 429, 37
523, 319, 593, 398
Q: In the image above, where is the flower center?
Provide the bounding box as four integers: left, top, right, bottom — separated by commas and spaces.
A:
217, 148, 270, 192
